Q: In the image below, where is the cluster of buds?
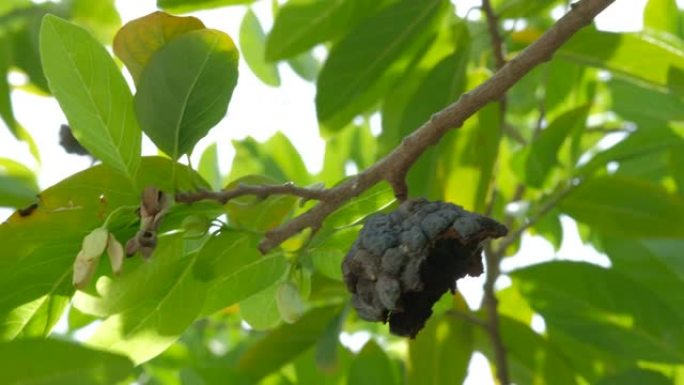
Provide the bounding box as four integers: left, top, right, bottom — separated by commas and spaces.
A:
72, 227, 124, 289
125, 186, 169, 258
72, 186, 170, 289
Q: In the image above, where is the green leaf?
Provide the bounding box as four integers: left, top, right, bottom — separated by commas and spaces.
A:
407, 298, 473, 385
68, 304, 97, 331
224, 175, 298, 233
2, 294, 69, 340
559, 176, 684, 238
287, 51, 320, 81
348, 340, 398, 385
596, 368, 673, 385
441, 90, 500, 211
229, 132, 311, 185
559, 28, 684, 96
475, 314, 578, 385
0, 158, 38, 208
135, 28, 239, 160
525, 105, 589, 188
578, 128, 683, 177
0, 339, 134, 385
379, 19, 465, 153
671, 146, 684, 193
514, 261, 684, 363
237, 306, 341, 380
40, 14, 141, 179
240, 9, 280, 86
306, 226, 360, 281
198, 143, 222, 190
276, 281, 306, 324
67, 0, 122, 43
325, 182, 395, 228
86, 234, 207, 364
603, 238, 684, 320
194, 230, 287, 315
316, 0, 447, 132
0, 158, 206, 339
113, 11, 205, 83
0, 36, 18, 138
240, 284, 282, 330
294, 346, 351, 385
0, 0, 30, 15
157, 0, 255, 13
11, 5, 52, 93
265, 0, 387, 61
608, 79, 684, 126
315, 307, 347, 371
492, 0, 563, 18
644, 0, 681, 36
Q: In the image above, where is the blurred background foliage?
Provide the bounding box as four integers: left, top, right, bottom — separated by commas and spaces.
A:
1, 0, 684, 384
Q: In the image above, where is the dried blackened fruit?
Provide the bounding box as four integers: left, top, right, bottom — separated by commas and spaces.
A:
342, 198, 507, 337
59, 124, 90, 156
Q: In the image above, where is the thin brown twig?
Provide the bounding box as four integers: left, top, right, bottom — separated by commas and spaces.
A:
480, 1, 511, 382
177, 0, 615, 254
481, 0, 507, 70
175, 182, 329, 205
483, 243, 509, 384
494, 182, 576, 256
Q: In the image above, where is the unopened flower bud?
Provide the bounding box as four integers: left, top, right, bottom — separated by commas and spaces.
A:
107, 233, 124, 275
276, 282, 305, 324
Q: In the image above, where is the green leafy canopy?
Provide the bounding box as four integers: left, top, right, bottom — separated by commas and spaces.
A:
1, 1, 684, 384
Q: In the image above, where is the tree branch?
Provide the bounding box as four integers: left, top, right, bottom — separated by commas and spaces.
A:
177, 0, 615, 254
493, 182, 576, 256
176, 182, 329, 205
480, 1, 511, 382
481, 0, 506, 70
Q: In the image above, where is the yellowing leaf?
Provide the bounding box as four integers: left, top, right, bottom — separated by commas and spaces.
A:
113, 11, 205, 83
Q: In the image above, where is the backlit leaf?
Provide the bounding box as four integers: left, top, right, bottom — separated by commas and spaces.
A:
0, 158, 38, 208
195, 230, 287, 315
514, 261, 684, 363
157, 0, 255, 13
266, 0, 388, 61
0, 158, 206, 339
40, 15, 141, 179
86, 234, 207, 364
316, 0, 446, 132
240, 284, 282, 330
408, 297, 473, 385
525, 105, 589, 188
560, 176, 684, 237
559, 28, 684, 97
240, 9, 280, 86
229, 133, 311, 185
644, 0, 681, 36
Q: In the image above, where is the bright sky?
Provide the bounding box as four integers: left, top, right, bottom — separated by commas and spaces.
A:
0, 0, 662, 383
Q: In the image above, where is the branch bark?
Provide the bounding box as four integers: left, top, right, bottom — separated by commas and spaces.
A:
480, 1, 511, 383
482, 0, 506, 70
176, 183, 329, 204
178, 0, 615, 254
